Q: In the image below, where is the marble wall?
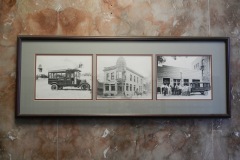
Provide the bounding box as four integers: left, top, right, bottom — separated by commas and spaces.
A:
0, 0, 239, 159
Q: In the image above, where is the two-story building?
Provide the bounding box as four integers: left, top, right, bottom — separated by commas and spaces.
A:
102, 57, 144, 97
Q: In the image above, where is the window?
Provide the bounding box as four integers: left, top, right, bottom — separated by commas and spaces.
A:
111, 84, 115, 91
105, 84, 109, 91
117, 71, 122, 79
130, 74, 132, 81
111, 72, 114, 80
126, 83, 129, 91
66, 73, 70, 78
49, 73, 52, 78
134, 76, 135, 82
141, 79, 142, 84
173, 79, 181, 86
134, 85, 136, 91
56, 73, 65, 78
106, 73, 109, 81
53, 73, 57, 78
54, 73, 65, 78
130, 84, 132, 91
163, 78, 170, 86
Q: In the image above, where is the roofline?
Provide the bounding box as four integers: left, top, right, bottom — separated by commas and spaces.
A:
103, 65, 144, 78
103, 66, 117, 71
48, 69, 81, 73
126, 67, 144, 78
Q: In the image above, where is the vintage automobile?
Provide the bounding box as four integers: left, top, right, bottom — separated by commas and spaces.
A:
190, 82, 211, 95
48, 69, 91, 90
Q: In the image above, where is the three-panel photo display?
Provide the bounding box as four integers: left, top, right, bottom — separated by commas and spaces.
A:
35, 54, 212, 100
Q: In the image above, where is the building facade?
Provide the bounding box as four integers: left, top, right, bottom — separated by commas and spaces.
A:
192, 56, 211, 82
102, 57, 145, 97
157, 65, 202, 90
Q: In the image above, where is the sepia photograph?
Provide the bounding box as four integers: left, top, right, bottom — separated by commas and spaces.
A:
97, 55, 152, 100
35, 54, 92, 100
157, 55, 212, 100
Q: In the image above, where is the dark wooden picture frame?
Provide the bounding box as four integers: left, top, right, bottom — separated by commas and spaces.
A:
16, 36, 231, 117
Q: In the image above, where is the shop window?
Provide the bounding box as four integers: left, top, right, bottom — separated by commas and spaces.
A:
105, 84, 109, 91
173, 79, 180, 86
111, 84, 115, 91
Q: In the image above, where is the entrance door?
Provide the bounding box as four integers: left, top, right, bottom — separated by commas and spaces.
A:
117, 83, 124, 95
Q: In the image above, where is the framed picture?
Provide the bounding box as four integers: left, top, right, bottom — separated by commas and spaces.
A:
35, 54, 92, 100
156, 55, 212, 100
96, 55, 152, 100
16, 36, 230, 117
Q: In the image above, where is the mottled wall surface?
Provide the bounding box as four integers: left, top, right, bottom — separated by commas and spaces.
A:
0, 0, 239, 159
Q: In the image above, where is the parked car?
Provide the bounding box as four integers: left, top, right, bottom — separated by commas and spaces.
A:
190, 82, 210, 95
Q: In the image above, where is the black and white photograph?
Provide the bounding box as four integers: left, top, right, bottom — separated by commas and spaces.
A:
35, 54, 92, 100
17, 37, 230, 116
97, 55, 152, 100
157, 55, 212, 99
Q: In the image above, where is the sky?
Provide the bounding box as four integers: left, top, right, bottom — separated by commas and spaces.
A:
97, 56, 152, 82
158, 56, 198, 69
36, 55, 92, 75
36, 55, 198, 81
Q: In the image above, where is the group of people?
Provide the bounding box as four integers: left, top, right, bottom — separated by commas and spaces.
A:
158, 84, 191, 96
